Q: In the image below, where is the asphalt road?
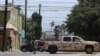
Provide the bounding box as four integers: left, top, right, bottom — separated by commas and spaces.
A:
0, 51, 100, 56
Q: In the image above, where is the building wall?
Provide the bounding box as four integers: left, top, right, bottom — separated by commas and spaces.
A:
9, 6, 23, 31
0, 6, 23, 51
8, 6, 23, 50
0, 11, 4, 25
0, 11, 10, 26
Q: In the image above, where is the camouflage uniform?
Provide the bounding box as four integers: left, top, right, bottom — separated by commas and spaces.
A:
54, 26, 60, 41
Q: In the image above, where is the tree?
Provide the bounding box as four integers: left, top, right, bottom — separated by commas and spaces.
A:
26, 18, 36, 41
66, 0, 100, 41
50, 21, 55, 31
31, 12, 42, 39
59, 24, 66, 35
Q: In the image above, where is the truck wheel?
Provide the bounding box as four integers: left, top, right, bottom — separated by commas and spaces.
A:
21, 48, 27, 52
48, 45, 57, 54
85, 46, 93, 54
39, 49, 43, 52
29, 48, 33, 52
29, 47, 33, 52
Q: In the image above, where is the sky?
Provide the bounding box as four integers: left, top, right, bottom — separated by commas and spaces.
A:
0, 0, 78, 32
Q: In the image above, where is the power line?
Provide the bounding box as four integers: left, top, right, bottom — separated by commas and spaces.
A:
43, 17, 66, 18
21, 7, 73, 10
1, 4, 100, 9
17, 5, 74, 8
11, 0, 78, 3
22, 9, 72, 11
19, 5, 100, 8
21, 6, 100, 12
43, 19, 65, 24
20, 5, 74, 11
0, 4, 74, 8
42, 17, 66, 23
32, 1, 78, 3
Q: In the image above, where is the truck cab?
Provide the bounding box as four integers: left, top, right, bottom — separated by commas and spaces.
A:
61, 36, 84, 51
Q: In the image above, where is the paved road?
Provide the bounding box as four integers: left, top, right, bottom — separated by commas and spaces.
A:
0, 51, 100, 56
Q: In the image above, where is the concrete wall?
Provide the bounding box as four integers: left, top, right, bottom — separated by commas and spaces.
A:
0, 6, 23, 51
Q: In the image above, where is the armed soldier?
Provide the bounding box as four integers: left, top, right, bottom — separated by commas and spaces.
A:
54, 26, 60, 41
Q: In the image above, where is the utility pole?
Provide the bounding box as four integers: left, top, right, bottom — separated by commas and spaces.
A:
39, 4, 41, 15
25, 0, 27, 39
2, 0, 8, 52
38, 4, 42, 39
12, 0, 14, 5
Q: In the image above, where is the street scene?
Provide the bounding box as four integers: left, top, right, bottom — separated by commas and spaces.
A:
0, 0, 100, 56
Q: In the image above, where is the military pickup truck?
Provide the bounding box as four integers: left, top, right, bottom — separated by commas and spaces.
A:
43, 36, 100, 54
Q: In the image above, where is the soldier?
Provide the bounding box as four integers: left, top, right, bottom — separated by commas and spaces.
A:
54, 26, 60, 41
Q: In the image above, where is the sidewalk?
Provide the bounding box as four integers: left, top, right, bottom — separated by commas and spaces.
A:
0, 50, 20, 52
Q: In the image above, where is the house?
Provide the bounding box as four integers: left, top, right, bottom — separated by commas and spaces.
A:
0, 4, 23, 51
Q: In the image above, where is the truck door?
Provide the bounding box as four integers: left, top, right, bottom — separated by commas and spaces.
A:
62, 37, 73, 51
72, 37, 84, 51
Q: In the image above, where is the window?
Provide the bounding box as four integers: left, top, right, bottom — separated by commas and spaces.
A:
73, 37, 80, 42
63, 37, 71, 41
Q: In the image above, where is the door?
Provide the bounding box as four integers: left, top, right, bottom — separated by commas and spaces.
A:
61, 37, 73, 51
72, 37, 84, 51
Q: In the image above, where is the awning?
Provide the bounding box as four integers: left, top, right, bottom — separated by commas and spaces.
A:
6, 23, 17, 31
0, 23, 17, 31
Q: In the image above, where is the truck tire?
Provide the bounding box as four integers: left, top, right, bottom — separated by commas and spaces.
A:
21, 48, 27, 52
85, 46, 93, 54
48, 45, 57, 54
29, 46, 34, 52
29, 48, 33, 52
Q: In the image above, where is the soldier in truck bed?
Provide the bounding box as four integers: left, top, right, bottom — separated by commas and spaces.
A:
54, 26, 60, 41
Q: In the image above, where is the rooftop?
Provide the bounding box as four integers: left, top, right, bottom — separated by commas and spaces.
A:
0, 3, 21, 11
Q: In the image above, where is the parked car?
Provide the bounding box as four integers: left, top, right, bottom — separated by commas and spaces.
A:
20, 42, 33, 52
20, 40, 44, 52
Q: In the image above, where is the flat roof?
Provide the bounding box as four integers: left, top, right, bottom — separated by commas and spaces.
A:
0, 5, 21, 11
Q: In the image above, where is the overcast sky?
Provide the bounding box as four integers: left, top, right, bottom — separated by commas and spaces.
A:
0, 0, 78, 32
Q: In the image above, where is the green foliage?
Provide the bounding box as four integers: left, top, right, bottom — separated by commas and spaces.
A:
26, 12, 42, 40
31, 12, 42, 39
26, 18, 35, 40
66, 0, 100, 41
50, 21, 55, 27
